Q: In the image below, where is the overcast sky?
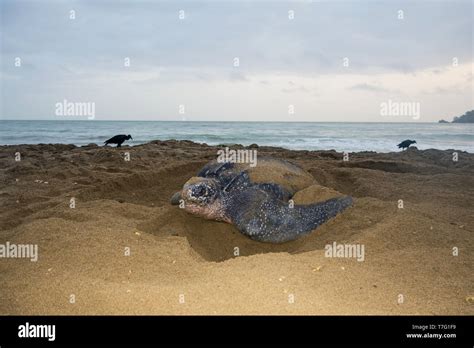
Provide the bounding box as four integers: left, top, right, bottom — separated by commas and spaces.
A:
1, 0, 472, 122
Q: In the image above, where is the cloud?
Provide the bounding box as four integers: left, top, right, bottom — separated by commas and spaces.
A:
1, 0, 473, 121
422, 84, 470, 95
349, 83, 391, 93
229, 71, 249, 82
281, 86, 311, 94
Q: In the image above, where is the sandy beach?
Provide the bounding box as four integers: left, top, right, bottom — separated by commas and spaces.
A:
0, 141, 473, 315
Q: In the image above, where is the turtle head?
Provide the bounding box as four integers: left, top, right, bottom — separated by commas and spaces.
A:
171, 177, 229, 222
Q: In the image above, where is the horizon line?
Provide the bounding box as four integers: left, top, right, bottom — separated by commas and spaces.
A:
0, 119, 451, 124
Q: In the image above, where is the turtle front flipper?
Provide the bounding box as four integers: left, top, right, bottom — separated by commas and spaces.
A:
226, 188, 353, 243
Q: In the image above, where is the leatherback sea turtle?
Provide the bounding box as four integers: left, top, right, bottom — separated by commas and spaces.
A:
171, 157, 352, 243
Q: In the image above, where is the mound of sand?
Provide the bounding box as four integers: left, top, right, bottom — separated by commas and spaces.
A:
0, 141, 472, 314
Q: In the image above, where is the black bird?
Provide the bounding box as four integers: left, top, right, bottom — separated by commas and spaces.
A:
397, 139, 416, 150
104, 134, 133, 147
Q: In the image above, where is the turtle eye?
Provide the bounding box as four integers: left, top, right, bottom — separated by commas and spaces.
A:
192, 185, 207, 198
188, 183, 217, 203
184, 179, 219, 204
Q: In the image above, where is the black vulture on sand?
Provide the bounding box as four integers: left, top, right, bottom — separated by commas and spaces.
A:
104, 134, 133, 147
397, 139, 416, 150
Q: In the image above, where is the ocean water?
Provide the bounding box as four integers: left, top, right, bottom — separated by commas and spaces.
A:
1, 120, 473, 153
